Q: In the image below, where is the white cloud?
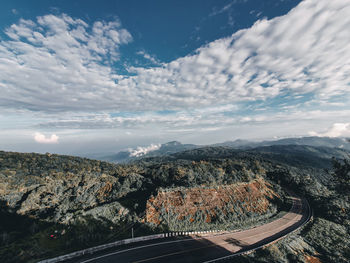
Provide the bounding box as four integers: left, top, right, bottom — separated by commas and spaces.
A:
34, 132, 59, 144
0, 0, 349, 114
129, 143, 161, 157
309, 123, 350, 137
210, 0, 245, 17
136, 50, 162, 65
129, 0, 349, 109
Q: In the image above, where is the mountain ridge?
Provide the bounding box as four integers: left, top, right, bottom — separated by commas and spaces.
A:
88, 136, 350, 163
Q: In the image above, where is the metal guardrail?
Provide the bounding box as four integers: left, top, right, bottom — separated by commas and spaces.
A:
37, 230, 226, 263
37, 234, 165, 263
38, 197, 311, 263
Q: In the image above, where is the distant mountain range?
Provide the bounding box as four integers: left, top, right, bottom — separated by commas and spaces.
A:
215, 136, 350, 150
86, 136, 350, 163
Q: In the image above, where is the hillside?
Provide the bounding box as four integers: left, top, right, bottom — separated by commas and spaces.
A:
0, 150, 285, 262
0, 144, 349, 262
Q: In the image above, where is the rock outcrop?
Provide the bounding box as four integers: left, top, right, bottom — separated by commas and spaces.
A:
146, 178, 279, 230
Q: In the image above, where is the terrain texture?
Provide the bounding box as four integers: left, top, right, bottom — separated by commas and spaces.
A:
0, 139, 349, 262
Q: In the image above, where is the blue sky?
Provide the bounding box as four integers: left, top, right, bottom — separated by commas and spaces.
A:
0, 0, 301, 63
0, 0, 349, 155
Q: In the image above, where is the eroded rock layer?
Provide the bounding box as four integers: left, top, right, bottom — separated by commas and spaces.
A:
146, 178, 279, 230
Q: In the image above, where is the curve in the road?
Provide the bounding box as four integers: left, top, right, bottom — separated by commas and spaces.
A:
77, 192, 311, 263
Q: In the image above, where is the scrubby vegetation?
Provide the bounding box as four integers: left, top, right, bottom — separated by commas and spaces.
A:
0, 145, 349, 262
0, 150, 283, 262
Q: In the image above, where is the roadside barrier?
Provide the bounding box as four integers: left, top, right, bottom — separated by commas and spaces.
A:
37, 233, 165, 263
37, 230, 224, 263
38, 197, 310, 263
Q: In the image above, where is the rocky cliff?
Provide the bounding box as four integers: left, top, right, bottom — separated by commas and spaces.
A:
146, 178, 279, 230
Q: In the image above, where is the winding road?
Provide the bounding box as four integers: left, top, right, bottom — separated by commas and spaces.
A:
69, 193, 310, 263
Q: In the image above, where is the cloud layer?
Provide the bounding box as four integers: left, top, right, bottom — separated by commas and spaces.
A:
0, 0, 349, 114
309, 123, 350, 138
34, 132, 59, 144
129, 143, 161, 157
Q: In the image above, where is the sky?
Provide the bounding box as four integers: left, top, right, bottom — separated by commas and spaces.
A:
0, 0, 350, 155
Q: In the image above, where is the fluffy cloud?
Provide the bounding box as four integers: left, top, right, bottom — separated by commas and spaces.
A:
309, 123, 350, 137
34, 132, 59, 144
0, 0, 349, 114
129, 143, 161, 157
0, 14, 132, 112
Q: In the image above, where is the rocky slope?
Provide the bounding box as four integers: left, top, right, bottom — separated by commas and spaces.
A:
146, 178, 279, 230
0, 151, 285, 227
0, 144, 349, 262
0, 152, 147, 224
0, 149, 286, 262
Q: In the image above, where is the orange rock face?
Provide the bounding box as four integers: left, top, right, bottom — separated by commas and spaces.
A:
305, 255, 322, 263
146, 178, 279, 227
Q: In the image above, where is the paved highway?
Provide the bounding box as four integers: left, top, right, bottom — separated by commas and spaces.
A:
72, 193, 310, 263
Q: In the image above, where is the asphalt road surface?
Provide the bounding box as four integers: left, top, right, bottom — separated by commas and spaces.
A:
73, 193, 310, 263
